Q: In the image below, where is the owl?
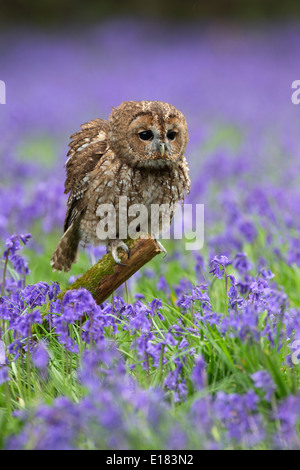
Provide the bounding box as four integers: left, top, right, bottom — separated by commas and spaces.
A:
51, 100, 190, 272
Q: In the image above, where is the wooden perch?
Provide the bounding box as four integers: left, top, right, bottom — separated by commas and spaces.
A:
60, 235, 163, 305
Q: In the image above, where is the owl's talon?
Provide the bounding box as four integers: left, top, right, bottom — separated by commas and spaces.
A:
113, 255, 126, 266
155, 239, 167, 258
109, 240, 129, 265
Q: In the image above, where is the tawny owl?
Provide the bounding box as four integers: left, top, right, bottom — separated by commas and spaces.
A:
51, 100, 190, 272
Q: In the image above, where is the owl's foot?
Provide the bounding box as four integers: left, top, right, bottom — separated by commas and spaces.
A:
154, 239, 167, 258
108, 240, 130, 265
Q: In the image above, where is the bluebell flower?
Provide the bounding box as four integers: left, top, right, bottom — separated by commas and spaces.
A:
251, 370, 276, 402
209, 255, 232, 280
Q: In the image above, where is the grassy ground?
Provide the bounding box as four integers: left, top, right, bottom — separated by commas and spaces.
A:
1, 223, 300, 449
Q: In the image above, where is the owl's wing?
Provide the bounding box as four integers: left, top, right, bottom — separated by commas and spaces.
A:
63, 118, 109, 232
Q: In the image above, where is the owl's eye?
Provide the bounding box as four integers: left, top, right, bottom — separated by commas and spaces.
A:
139, 130, 153, 141
167, 131, 177, 140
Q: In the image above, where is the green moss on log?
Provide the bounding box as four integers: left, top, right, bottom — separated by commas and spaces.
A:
57, 237, 137, 301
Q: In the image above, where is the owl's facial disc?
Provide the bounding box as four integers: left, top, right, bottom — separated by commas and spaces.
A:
125, 113, 185, 169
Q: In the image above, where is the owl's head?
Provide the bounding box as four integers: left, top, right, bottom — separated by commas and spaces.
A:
108, 101, 188, 169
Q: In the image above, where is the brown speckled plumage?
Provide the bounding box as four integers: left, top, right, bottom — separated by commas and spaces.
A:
51, 100, 190, 272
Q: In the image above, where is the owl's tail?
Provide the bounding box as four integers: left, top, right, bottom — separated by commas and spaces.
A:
50, 224, 80, 272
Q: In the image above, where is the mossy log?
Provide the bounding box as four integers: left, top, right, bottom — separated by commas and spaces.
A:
58, 235, 163, 305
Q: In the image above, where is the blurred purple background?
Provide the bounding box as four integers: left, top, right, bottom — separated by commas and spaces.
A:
1, 16, 300, 264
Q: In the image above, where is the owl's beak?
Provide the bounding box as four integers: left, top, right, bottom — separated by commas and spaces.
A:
158, 142, 165, 157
